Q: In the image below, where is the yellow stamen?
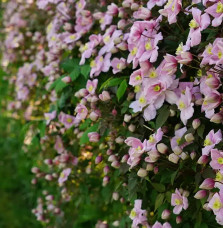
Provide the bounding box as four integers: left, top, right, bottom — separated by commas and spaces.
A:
218, 157, 223, 165
153, 85, 161, 92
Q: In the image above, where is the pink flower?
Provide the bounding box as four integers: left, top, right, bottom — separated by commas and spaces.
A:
133, 7, 151, 20
205, 1, 223, 27
199, 178, 215, 190
208, 192, 223, 225
64, 33, 81, 44
88, 132, 100, 142
111, 57, 126, 74
210, 149, 223, 170
171, 127, 188, 152
129, 200, 147, 227
176, 51, 193, 65
160, 54, 177, 75
61, 114, 76, 129
58, 168, 71, 185
171, 188, 188, 214
202, 129, 222, 155
99, 91, 111, 101
75, 104, 88, 120
54, 136, 64, 154
159, 0, 182, 24
187, 8, 210, 47
146, 128, 163, 151
44, 110, 57, 125
86, 79, 98, 94
177, 87, 194, 125
147, 0, 167, 10
107, 3, 119, 16
129, 69, 143, 86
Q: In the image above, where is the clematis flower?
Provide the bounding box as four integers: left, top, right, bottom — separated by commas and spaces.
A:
177, 87, 194, 125
210, 149, 223, 170
88, 132, 100, 142
54, 136, 64, 154
58, 168, 71, 185
129, 200, 148, 227
171, 188, 189, 214
129, 69, 143, 86
44, 110, 57, 125
159, 0, 182, 24
111, 57, 126, 74
75, 104, 88, 120
205, 1, 223, 27
147, 0, 167, 10
202, 129, 222, 155
86, 79, 98, 94
60, 114, 76, 129
146, 128, 163, 151
187, 8, 210, 47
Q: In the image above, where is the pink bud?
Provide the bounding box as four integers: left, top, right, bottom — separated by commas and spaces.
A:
62, 76, 71, 84
131, 3, 139, 10
205, 76, 220, 89
190, 151, 196, 160
199, 178, 215, 190
31, 167, 40, 173
146, 163, 154, 171
197, 155, 209, 165
88, 132, 100, 142
103, 165, 110, 175
124, 114, 131, 122
154, 166, 159, 174
103, 176, 110, 186
45, 174, 53, 181
161, 209, 171, 220
99, 91, 111, 101
185, 133, 194, 142
176, 216, 182, 224
95, 155, 103, 164
111, 160, 120, 168
108, 154, 117, 162
117, 19, 127, 30
106, 149, 113, 156
210, 113, 223, 124
194, 190, 207, 199
121, 154, 129, 163
128, 124, 136, 132
112, 109, 117, 116
112, 192, 119, 201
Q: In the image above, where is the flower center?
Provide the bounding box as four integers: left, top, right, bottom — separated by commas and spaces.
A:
176, 137, 181, 145
88, 85, 93, 92
131, 47, 138, 56
90, 60, 96, 68
149, 70, 157, 78
218, 51, 222, 59
216, 172, 223, 182
153, 85, 161, 92
204, 138, 212, 146
67, 118, 73, 123
135, 75, 141, 81
216, 2, 223, 13
175, 199, 182, 205
149, 135, 155, 143
179, 101, 185, 109
139, 96, 146, 104
213, 199, 222, 210
189, 19, 199, 29
103, 35, 110, 43
145, 40, 152, 51
206, 46, 212, 55
69, 35, 76, 40
134, 85, 141, 93
218, 157, 223, 165
130, 209, 136, 218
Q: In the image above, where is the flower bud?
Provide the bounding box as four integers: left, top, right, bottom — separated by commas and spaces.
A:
197, 155, 209, 165
106, 149, 113, 156
203, 203, 211, 211
168, 153, 179, 164
95, 155, 103, 164
124, 114, 131, 122
190, 151, 196, 160
157, 143, 168, 154
210, 113, 223, 124
176, 216, 182, 224
31, 167, 40, 174
103, 165, 110, 175
115, 136, 124, 144
185, 133, 194, 142
112, 109, 117, 116
199, 178, 215, 190
173, 146, 182, 155
194, 190, 207, 199
108, 154, 117, 162
161, 209, 171, 220
103, 176, 110, 186
154, 166, 159, 174
146, 163, 154, 171
137, 168, 148, 177
180, 152, 189, 160
111, 160, 120, 168
89, 111, 99, 121
112, 192, 119, 201
88, 132, 100, 142
99, 91, 111, 101
175, 123, 181, 130
62, 76, 71, 84
170, 109, 176, 117
205, 76, 220, 89
118, 19, 127, 30
128, 124, 136, 132
192, 119, 201, 129
121, 154, 129, 163
131, 3, 139, 10
45, 174, 53, 181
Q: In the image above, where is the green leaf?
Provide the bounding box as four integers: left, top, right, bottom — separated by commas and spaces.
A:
151, 182, 165, 192
79, 123, 99, 145
60, 58, 79, 73
38, 121, 46, 138
99, 77, 128, 91
117, 80, 128, 101
155, 105, 170, 129
171, 170, 178, 185
197, 124, 205, 138
154, 193, 165, 211
81, 64, 91, 79
70, 67, 80, 81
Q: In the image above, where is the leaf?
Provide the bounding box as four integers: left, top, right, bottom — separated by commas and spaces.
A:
81, 64, 91, 79
197, 124, 205, 138
38, 121, 46, 138
171, 170, 178, 185
60, 58, 79, 73
117, 80, 128, 101
55, 80, 67, 93
99, 77, 128, 91
155, 105, 170, 129
154, 193, 165, 211
79, 123, 99, 145
70, 67, 80, 81
151, 182, 165, 192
